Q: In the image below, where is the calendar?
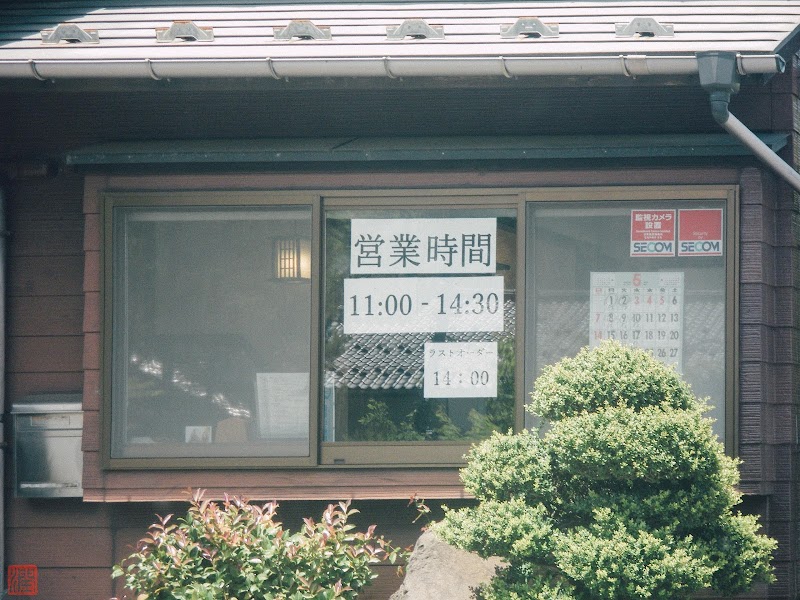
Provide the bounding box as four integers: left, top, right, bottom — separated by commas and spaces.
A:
590, 272, 684, 372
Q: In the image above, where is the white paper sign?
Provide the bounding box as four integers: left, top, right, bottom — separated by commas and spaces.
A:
256, 373, 309, 440
424, 342, 498, 398
344, 276, 504, 334
350, 218, 496, 274
590, 272, 684, 371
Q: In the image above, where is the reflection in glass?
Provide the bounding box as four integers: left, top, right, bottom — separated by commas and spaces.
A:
324, 209, 517, 443
525, 202, 727, 440
111, 206, 313, 459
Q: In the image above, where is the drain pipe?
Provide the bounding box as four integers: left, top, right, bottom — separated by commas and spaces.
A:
698, 51, 800, 193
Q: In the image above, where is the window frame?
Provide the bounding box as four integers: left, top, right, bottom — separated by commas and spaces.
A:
319, 191, 527, 467
524, 185, 739, 455
102, 191, 322, 469
100, 184, 737, 470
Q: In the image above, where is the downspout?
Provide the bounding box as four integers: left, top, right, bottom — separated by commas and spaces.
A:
698, 51, 800, 193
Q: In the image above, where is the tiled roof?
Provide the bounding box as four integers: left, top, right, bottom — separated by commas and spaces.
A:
329, 297, 724, 390
329, 300, 514, 389
534, 298, 725, 379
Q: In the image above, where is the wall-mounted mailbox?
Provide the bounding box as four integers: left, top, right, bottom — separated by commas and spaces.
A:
12, 396, 83, 498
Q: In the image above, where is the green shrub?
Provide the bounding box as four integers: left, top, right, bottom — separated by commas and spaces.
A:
435, 341, 777, 599
113, 490, 403, 600
529, 341, 695, 420
459, 430, 554, 505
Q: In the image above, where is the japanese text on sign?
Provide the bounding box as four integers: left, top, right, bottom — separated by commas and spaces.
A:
590, 272, 684, 371
344, 276, 505, 334
351, 218, 496, 274
630, 210, 676, 257
424, 342, 498, 398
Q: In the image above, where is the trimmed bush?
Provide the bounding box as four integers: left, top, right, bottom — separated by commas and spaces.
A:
436, 341, 776, 599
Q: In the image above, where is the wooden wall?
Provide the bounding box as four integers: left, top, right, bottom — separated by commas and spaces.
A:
734, 58, 800, 598
1, 70, 798, 599
737, 166, 800, 597
8, 163, 792, 600
6, 171, 109, 598
7, 174, 85, 400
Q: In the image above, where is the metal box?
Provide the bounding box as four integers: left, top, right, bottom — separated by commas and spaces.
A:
12, 396, 83, 498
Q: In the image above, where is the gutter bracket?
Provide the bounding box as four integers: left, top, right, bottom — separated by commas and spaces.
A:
698, 51, 800, 193
620, 54, 650, 78
27, 60, 47, 82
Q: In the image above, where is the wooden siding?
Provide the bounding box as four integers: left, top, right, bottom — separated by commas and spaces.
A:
0, 85, 743, 150
7, 497, 420, 600
6, 173, 85, 403
5, 170, 104, 599
736, 159, 800, 597
2, 66, 798, 600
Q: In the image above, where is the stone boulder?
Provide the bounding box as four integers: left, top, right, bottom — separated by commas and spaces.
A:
390, 530, 502, 600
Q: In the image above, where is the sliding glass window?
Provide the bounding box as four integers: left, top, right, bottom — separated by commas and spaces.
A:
322, 203, 518, 465
108, 196, 315, 462
525, 191, 734, 446
102, 186, 734, 467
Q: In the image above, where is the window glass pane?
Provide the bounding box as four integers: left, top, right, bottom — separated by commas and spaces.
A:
525, 201, 727, 440
324, 207, 517, 444
111, 205, 313, 458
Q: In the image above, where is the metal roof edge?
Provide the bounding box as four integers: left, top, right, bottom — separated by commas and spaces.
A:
65, 133, 790, 166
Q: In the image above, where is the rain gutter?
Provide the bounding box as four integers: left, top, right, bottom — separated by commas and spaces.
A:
699, 51, 800, 193
0, 53, 786, 81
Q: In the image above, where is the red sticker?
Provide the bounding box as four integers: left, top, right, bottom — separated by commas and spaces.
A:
630, 210, 676, 256
8, 565, 38, 596
678, 209, 723, 256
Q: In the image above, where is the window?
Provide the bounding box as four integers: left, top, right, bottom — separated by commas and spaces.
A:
525, 188, 735, 447
107, 194, 317, 464
321, 201, 519, 465
103, 186, 735, 467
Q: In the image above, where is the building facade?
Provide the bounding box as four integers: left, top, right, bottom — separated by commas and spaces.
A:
1, 1, 800, 598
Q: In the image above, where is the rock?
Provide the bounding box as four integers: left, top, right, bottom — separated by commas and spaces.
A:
390, 530, 502, 600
